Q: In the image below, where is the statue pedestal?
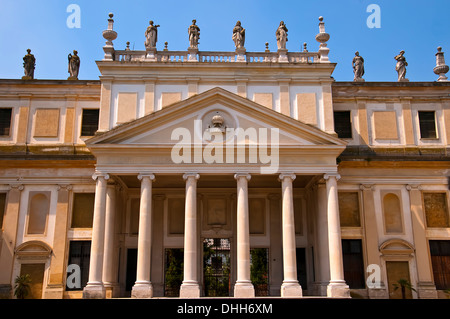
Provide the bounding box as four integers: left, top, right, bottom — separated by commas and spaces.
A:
21, 76, 33, 80
399, 78, 410, 82
354, 78, 365, 82
236, 47, 246, 62
277, 49, 288, 63
188, 47, 198, 62
67, 76, 79, 81
145, 48, 157, 62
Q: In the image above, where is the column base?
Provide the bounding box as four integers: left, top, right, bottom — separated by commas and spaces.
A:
83, 283, 106, 299
0, 284, 12, 299
104, 283, 120, 298
131, 282, 153, 299
417, 282, 438, 299
234, 281, 255, 298
327, 282, 350, 298
180, 282, 201, 298
281, 281, 303, 298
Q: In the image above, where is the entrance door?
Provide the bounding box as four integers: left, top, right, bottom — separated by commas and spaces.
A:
203, 238, 231, 297
20, 263, 45, 299
386, 261, 413, 299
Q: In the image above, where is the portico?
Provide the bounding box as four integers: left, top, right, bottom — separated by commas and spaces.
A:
82, 87, 349, 298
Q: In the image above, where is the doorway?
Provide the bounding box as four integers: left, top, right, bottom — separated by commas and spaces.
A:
203, 238, 231, 297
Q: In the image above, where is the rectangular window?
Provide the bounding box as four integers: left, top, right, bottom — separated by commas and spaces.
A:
338, 192, 361, 227
333, 111, 352, 139
418, 111, 437, 139
80, 109, 99, 137
424, 192, 450, 228
0, 108, 12, 136
429, 240, 450, 290
342, 239, 365, 289
66, 241, 91, 291
71, 193, 95, 228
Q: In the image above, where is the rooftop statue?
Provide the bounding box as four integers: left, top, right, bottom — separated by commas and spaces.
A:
232, 21, 245, 49
276, 21, 288, 50
22, 49, 35, 80
188, 19, 200, 49
395, 50, 408, 82
68, 50, 80, 80
145, 20, 160, 49
352, 51, 365, 81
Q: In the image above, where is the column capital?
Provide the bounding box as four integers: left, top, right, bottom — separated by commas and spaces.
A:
359, 184, 374, 191
234, 173, 251, 181
323, 173, 341, 181
137, 173, 155, 181
406, 184, 422, 191
278, 173, 296, 182
183, 173, 200, 181
8, 184, 24, 191
92, 173, 110, 181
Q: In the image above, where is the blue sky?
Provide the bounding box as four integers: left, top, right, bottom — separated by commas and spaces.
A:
0, 0, 449, 82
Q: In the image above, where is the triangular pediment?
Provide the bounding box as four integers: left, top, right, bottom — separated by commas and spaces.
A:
86, 87, 346, 149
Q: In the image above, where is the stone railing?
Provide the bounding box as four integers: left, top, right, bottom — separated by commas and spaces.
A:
113, 49, 321, 64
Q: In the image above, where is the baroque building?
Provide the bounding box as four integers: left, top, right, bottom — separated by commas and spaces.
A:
0, 15, 449, 299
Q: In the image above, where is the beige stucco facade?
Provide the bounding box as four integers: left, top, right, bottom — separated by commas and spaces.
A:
1, 18, 450, 300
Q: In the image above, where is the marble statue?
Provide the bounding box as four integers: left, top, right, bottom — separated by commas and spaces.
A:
232, 21, 245, 49
352, 51, 365, 81
68, 50, 80, 80
188, 19, 200, 48
394, 50, 408, 81
22, 49, 35, 80
145, 20, 160, 49
276, 21, 288, 50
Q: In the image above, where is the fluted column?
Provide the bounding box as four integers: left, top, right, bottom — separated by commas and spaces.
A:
324, 173, 350, 298
132, 173, 155, 298
234, 173, 255, 298
279, 173, 302, 297
180, 173, 201, 298
83, 173, 109, 299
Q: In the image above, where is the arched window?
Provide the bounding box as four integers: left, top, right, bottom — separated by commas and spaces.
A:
383, 193, 403, 234
27, 192, 50, 234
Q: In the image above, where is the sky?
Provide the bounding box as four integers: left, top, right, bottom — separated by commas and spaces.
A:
0, 0, 449, 82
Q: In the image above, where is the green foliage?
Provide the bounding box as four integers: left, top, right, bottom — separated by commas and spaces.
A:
393, 278, 416, 299
14, 274, 32, 299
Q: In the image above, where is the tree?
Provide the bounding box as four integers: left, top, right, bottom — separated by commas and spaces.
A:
393, 278, 416, 299
14, 274, 32, 299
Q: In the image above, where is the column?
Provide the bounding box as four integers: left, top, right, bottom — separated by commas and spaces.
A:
324, 173, 350, 298
103, 183, 118, 298
314, 181, 330, 296
45, 185, 72, 299
233, 173, 255, 298
83, 173, 109, 299
180, 173, 201, 298
279, 173, 302, 297
0, 184, 23, 298
360, 184, 387, 298
407, 184, 438, 298
131, 173, 155, 298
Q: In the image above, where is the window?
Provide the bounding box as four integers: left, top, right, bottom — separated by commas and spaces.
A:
342, 239, 365, 289
80, 109, 99, 136
383, 193, 403, 234
0, 108, 12, 136
418, 111, 437, 139
27, 192, 50, 235
429, 240, 450, 290
424, 192, 450, 228
333, 111, 352, 139
71, 193, 95, 228
66, 241, 91, 291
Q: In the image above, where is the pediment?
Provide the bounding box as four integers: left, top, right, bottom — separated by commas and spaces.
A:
87, 87, 346, 149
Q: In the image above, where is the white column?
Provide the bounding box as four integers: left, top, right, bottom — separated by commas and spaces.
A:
180, 173, 201, 298
132, 173, 155, 298
233, 173, 255, 298
315, 181, 330, 296
83, 173, 109, 299
324, 173, 350, 298
279, 173, 302, 297
103, 183, 118, 297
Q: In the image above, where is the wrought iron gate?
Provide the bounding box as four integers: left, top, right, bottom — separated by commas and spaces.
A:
203, 238, 231, 297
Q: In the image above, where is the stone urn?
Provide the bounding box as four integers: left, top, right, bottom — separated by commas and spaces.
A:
434, 47, 449, 81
